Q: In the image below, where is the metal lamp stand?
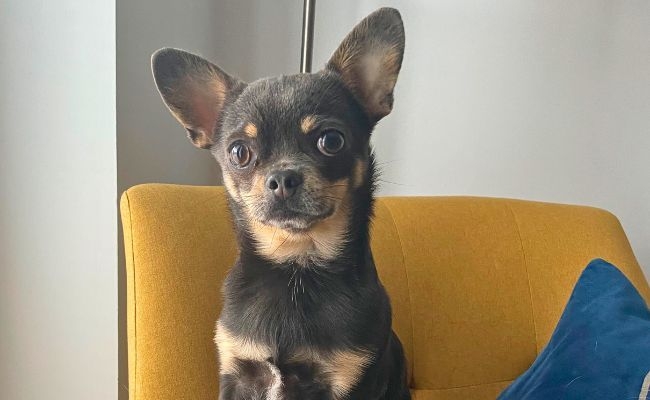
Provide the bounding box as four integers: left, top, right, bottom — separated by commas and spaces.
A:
300, 0, 316, 73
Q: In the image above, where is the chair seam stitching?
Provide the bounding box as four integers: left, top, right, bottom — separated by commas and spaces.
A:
506, 203, 539, 354
415, 377, 514, 391
382, 200, 416, 388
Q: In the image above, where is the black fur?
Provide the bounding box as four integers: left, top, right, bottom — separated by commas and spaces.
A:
152, 8, 410, 400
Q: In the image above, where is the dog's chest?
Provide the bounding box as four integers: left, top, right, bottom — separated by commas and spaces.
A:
215, 322, 372, 399
226, 264, 368, 342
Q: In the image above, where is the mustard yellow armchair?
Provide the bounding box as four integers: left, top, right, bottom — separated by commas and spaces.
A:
120, 184, 649, 400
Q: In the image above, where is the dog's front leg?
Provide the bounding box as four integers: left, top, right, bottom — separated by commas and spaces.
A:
219, 359, 283, 400
216, 322, 279, 399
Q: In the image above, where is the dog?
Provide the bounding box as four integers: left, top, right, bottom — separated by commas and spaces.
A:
152, 7, 409, 400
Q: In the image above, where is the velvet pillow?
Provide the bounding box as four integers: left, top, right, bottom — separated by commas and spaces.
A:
498, 259, 650, 400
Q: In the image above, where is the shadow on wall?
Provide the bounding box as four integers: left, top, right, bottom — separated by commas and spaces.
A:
116, 1, 302, 398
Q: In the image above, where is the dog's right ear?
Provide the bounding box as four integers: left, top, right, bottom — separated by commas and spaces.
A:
152, 48, 244, 149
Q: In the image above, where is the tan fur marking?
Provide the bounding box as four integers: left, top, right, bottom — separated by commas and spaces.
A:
214, 322, 271, 375
247, 178, 350, 265
222, 174, 240, 200
288, 348, 373, 398
300, 115, 318, 134
325, 350, 374, 398
352, 159, 367, 189
243, 122, 258, 138
216, 325, 372, 397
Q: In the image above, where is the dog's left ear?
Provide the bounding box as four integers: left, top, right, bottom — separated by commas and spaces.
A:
326, 8, 405, 122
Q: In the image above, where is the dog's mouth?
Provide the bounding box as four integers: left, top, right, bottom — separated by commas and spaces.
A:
237, 181, 353, 264
261, 205, 335, 233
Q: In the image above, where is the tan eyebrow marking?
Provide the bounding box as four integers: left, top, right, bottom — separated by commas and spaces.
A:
243, 122, 258, 138
300, 115, 318, 134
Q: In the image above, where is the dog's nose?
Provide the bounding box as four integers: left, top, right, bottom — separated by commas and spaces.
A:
266, 170, 303, 200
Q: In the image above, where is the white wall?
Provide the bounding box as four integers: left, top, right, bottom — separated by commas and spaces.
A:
0, 1, 117, 399
311, 0, 650, 276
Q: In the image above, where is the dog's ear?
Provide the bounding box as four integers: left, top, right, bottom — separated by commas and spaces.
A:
152, 48, 244, 149
326, 8, 405, 122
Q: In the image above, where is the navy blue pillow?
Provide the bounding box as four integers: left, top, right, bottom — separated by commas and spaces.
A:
498, 259, 650, 400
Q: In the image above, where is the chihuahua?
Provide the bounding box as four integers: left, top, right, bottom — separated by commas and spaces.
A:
152, 7, 409, 400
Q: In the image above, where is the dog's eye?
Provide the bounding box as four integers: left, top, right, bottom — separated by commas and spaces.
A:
229, 142, 252, 168
317, 130, 345, 156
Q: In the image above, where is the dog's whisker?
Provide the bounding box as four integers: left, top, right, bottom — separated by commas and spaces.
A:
322, 183, 348, 189
321, 196, 344, 201
306, 232, 326, 249
269, 226, 278, 248
291, 267, 301, 305
377, 178, 408, 187
270, 232, 291, 257
288, 267, 298, 288
375, 159, 401, 166
240, 194, 265, 201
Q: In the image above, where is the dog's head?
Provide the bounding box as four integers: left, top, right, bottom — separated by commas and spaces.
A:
152, 8, 404, 265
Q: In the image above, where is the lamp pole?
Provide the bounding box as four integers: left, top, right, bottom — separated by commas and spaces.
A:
300, 0, 316, 73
